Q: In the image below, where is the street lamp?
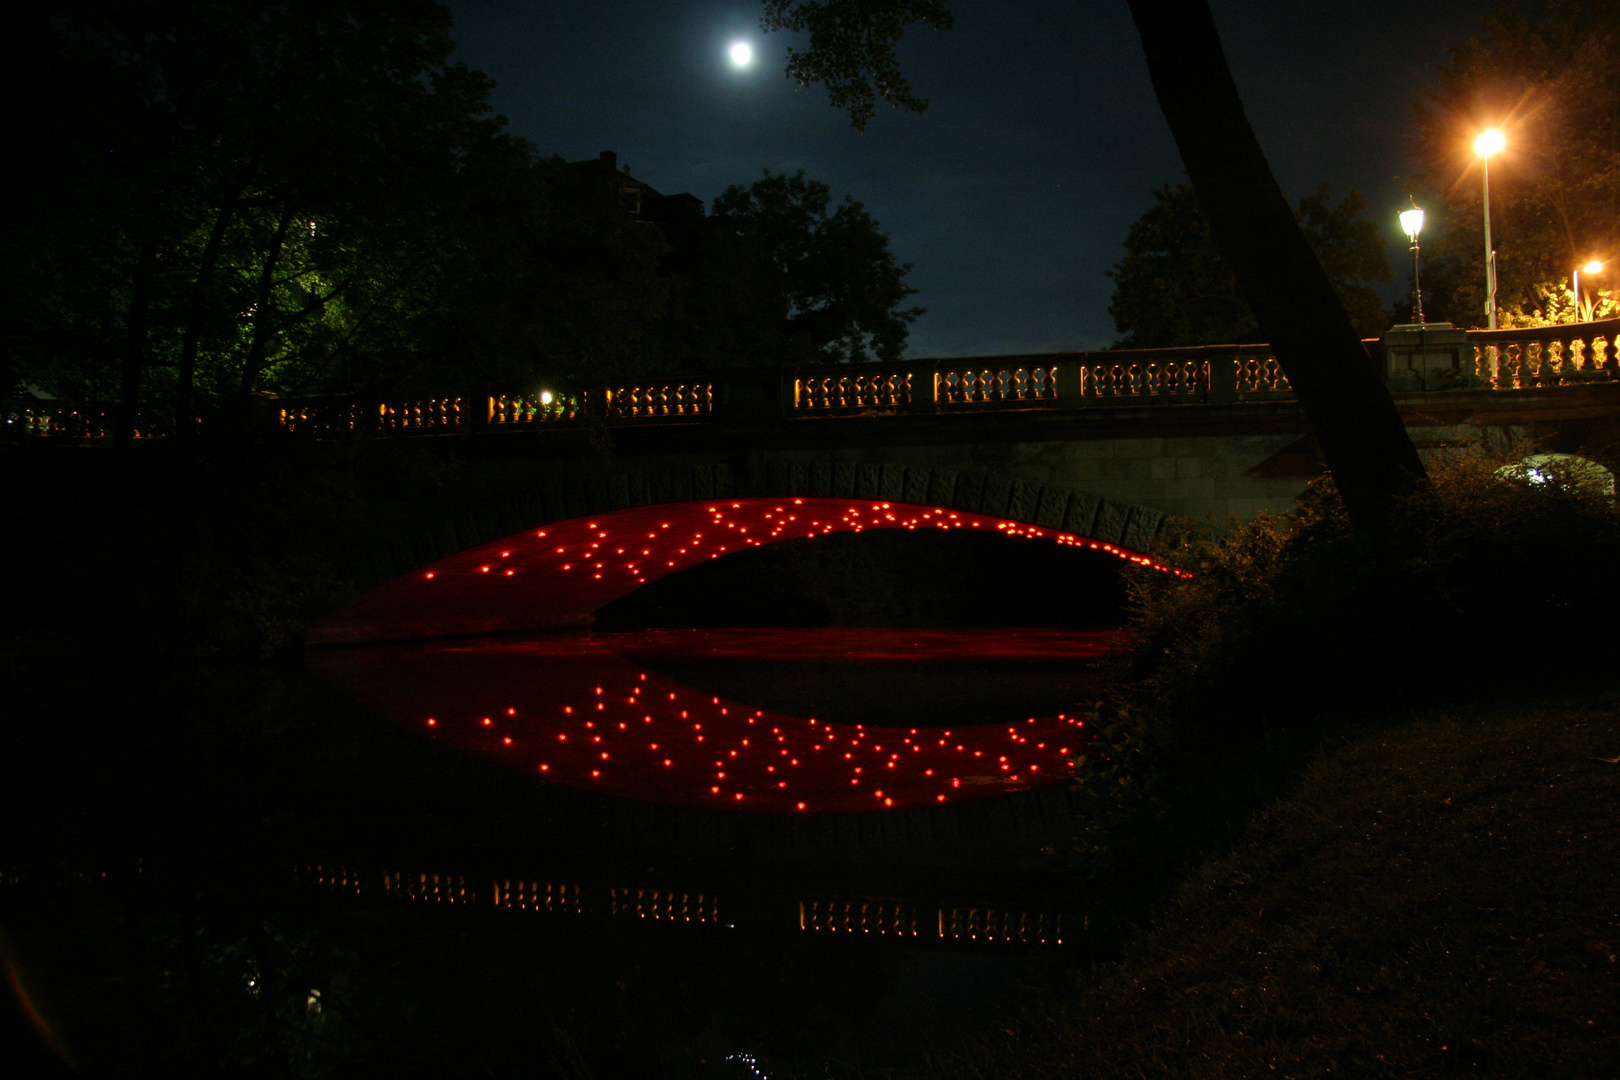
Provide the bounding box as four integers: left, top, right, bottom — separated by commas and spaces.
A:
1573, 260, 1604, 323
1475, 129, 1505, 329
1399, 203, 1426, 325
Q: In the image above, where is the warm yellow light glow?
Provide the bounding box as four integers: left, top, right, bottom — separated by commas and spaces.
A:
539, 390, 553, 405
1399, 207, 1425, 239
1584, 260, 1604, 274
1475, 129, 1505, 157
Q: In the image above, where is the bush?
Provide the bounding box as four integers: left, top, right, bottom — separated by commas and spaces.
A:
1092, 454, 1620, 774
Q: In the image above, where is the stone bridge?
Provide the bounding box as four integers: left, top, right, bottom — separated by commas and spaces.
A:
20, 320, 1620, 639
279, 321, 1620, 642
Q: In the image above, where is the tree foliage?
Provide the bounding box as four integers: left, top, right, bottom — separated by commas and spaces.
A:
9, 2, 920, 439
663, 171, 922, 367
1109, 183, 1391, 347
1411, 0, 1620, 327
760, 0, 953, 131
10, 0, 507, 436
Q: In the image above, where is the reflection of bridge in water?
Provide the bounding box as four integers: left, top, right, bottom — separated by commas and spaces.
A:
311, 627, 1117, 814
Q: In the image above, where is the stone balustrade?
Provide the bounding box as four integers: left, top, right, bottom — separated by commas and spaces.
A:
11, 320, 1618, 442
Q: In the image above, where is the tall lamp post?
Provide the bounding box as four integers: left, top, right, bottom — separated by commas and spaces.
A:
1573, 260, 1603, 323
1399, 203, 1426, 325
1475, 129, 1505, 329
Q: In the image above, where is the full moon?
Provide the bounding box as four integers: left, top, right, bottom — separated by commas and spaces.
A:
729, 41, 752, 67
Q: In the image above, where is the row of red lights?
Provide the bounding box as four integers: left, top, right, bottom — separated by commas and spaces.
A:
418, 499, 1188, 594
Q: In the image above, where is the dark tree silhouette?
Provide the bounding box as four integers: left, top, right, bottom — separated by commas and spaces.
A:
1109, 182, 1391, 348
763, 0, 1427, 532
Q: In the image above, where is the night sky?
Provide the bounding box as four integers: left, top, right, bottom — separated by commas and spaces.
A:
445, 1, 1503, 358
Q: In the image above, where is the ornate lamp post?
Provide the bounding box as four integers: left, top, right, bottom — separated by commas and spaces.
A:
1474, 129, 1505, 329
1573, 260, 1603, 323
1399, 203, 1426, 325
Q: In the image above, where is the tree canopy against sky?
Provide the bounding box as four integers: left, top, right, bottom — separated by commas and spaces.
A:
1109, 183, 1391, 348
12, 0, 506, 441
8, 1, 922, 439
762, 0, 1425, 531
663, 170, 922, 368
1411, 0, 1619, 327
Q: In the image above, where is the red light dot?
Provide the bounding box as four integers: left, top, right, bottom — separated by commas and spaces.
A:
502, 737, 512, 745
425, 718, 436, 727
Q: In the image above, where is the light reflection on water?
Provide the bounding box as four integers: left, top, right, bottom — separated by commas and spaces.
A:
312, 628, 1117, 815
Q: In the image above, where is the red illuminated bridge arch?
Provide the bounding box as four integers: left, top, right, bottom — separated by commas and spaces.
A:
309, 496, 1184, 645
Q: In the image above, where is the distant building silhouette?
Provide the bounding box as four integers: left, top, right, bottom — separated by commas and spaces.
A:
566, 150, 703, 225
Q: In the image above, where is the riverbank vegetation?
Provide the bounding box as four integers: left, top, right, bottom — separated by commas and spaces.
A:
891, 454, 1620, 1077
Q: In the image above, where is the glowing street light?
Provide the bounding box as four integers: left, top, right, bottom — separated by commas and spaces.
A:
1399, 203, 1426, 325
1475, 129, 1505, 329
1573, 260, 1604, 323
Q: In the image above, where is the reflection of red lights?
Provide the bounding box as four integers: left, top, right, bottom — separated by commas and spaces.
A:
311, 631, 1107, 815
311, 497, 1185, 646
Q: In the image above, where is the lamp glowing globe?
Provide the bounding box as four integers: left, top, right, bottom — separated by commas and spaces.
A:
729, 41, 752, 66
1475, 129, 1505, 157
1399, 206, 1425, 240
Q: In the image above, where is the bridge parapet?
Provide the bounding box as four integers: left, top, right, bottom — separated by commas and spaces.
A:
264, 318, 1617, 437
12, 319, 1617, 442
1468, 317, 1620, 389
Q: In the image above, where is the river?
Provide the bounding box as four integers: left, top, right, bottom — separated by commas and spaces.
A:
5, 620, 1121, 1076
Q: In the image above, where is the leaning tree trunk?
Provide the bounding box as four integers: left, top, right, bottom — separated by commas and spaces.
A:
1127, 0, 1426, 531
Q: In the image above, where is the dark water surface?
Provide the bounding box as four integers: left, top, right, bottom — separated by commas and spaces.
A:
2, 628, 1118, 1077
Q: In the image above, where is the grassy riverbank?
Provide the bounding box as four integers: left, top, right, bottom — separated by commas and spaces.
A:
907, 686, 1620, 1079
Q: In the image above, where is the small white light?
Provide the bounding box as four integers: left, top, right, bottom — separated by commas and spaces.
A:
730, 41, 752, 66
539, 391, 553, 405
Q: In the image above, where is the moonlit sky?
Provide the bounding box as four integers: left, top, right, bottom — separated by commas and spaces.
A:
445, 1, 1504, 358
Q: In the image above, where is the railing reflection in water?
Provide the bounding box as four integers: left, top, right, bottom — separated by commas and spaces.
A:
293, 865, 1064, 946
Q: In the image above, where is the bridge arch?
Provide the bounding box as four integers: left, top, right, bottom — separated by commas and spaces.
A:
310, 457, 1178, 646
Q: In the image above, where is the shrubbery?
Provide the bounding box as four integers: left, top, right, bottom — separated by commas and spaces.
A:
1084, 454, 1620, 798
